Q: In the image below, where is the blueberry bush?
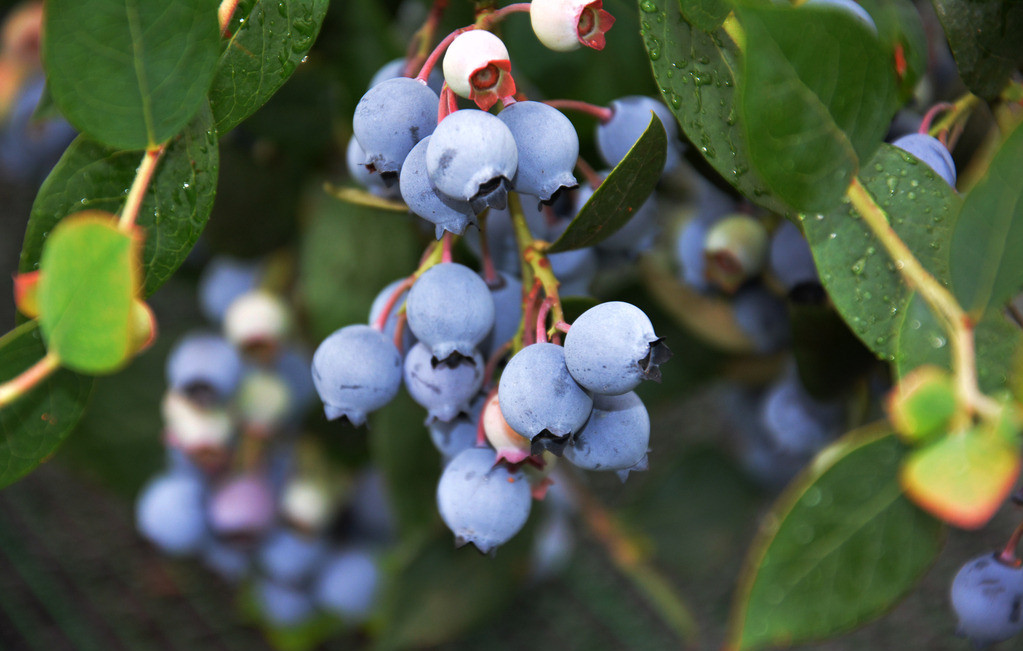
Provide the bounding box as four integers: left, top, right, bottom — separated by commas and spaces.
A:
3, 0, 1023, 648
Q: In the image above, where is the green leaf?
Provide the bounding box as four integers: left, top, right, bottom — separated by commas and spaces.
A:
727, 428, 944, 650
901, 426, 1021, 529
950, 121, 1023, 317
895, 294, 1022, 395
0, 322, 92, 489
37, 213, 139, 374
803, 144, 960, 361
676, 0, 731, 32
547, 114, 666, 253
43, 0, 221, 149
931, 0, 1023, 99
19, 103, 219, 297
209, 0, 329, 134
298, 191, 420, 342
736, 4, 898, 212
858, 0, 929, 102
375, 530, 527, 649
642, 0, 792, 216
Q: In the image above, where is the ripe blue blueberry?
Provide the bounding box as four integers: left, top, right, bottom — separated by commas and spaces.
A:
403, 342, 485, 423
951, 553, 1023, 647
733, 285, 791, 354
259, 528, 327, 585
497, 101, 579, 202
0, 75, 77, 184
563, 301, 671, 395
564, 391, 650, 479
429, 394, 485, 462
136, 472, 208, 556
256, 578, 315, 628
197, 256, 262, 324
399, 136, 476, 238
769, 220, 819, 291
498, 342, 593, 455
405, 262, 496, 363
368, 278, 416, 354
314, 548, 381, 621
892, 133, 956, 188
436, 447, 532, 553
200, 537, 251, 583
274, 346, 318, 421
596, 96, 681, 175
481, 270, 523, 358
347, 135, 399, 198
353, 77, 439, 182
311, 324, 403, 426
369, 57, 444, 95
166, 332, 243, 404
549, 247, 599, 297
426, 109, 518, 213
759, 371, 843, 456
348, 471, 398, 543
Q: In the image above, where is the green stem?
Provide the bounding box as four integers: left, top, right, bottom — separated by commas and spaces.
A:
508, 193, 565, 342
928, 93, 979, 141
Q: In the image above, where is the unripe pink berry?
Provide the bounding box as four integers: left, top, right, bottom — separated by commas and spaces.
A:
530, 0, 615, 52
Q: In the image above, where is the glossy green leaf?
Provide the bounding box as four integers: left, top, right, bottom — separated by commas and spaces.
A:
43, 0, 221, 150
642, 0, 792, 216
298, 191, 421, 342
895, 294, 1022, 395
803, 144, 960, 361
950, 121, 1023, 317
19, 103, 219, 297
736, 4, 898, 212
676, 0, 731, 32
0, 322, 92, 489
547, 114, 666, 253
209, 0, 329, 134
375, 530, 527, 649
858, 0, 929, 102
931, 0, 1023, 99
727, 428, 944, 650
37, 214, 139, 374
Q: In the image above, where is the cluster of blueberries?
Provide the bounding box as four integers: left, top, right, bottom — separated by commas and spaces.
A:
136, 257, 386, 629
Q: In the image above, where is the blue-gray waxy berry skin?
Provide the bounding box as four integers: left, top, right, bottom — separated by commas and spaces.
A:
400, 137, 476, 238
405, 262, 496, 362
733, 285, 791, 354
426, 109, 518, 213
759, 372, 843, 456
403, 343, 484, 423
892, 133, 956, 188
564, 391, 650, 472
563, 302, 670, 396
429, 394, 486, 462
436, 447, 532, 554
259, 528, 327, 585
596, 96, 681, 174
368, 279, 416, 354
311, 324, 402, 426
353, 77, 439, 179
135, 472, 208, 556
481, 271, 523, 358
769, 220, 819, 291
314, 548, 380, 621
166, 332, 243, 402
256, 578, 315, 628
497, 101, 579, 202
347, 135, 399, 198
369, 57, 445, 95
951, 553, 1023, 647
498, 342, 593, 453
198, 256, 262, 324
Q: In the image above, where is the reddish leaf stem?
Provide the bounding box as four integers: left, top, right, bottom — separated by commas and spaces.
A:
373, 277, 416, 332
544, 99, 613, 123
536, 297, 554, 343
217, 0, 241, 36
1000, 519, 1023, 565
0, 350, 60, 409
118, 145, 166, 232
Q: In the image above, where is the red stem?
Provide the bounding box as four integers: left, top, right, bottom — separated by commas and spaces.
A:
536, 297, 554, 343
919, 102, 955, 135
405, 0, 450, 77
478, 211, 499, 284
1000, 519, 1023, 565
441, 232, 454, 263
554, 320, 571, 333
575, 156, 604, 190
522, 279, 543, 347
484, 341, 511, 390
544, 99, 614, 123
373, 277, 416, 331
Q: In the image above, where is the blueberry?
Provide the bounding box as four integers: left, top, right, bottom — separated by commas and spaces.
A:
311, 324, 403, 426
892, 133, 956, 188
197, 256, 262, 324
951, 553, 1023, 647
207, 474, 276, 537
347, 135, 400, 198
314, 548, 381, 621
498, 342, 593, 455
803, 0, 877, 34
135, 472, 208, 555
200, 537, 251, 583
759, 370, 843, 456
531, 510, 574, 580
353, 77, 439, 182
405, 262, 496, 363
369, 57, 444, 95
732, 285, 791, 354
399, 136, 476, 238
166, 332, 243, 404
497, 101, 579, 202
769, 220, 819, 292
368, 278, 416, 354
429, 394, 485, 462
563, 301, 671, 395
256, 578, 315, 628
549, 247, 598, 296
274, 346, 318, 420
426, 108, 518, 213
481, 270, 523, 358
0, 75, 77, 184
259, 528, 327, 585
564, 391, 650, 476
436, 447, 533, 553
588, 185, 659, 257
403, 342, 485, 423
596, 96, 681, 175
